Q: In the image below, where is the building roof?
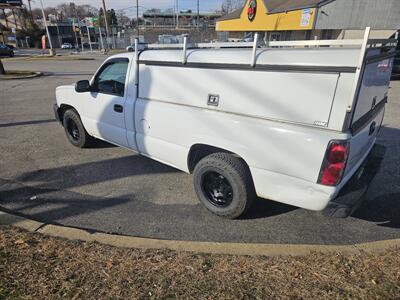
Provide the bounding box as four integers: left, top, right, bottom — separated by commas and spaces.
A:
217, 0, 334, 22
216, 8, 243, 22
262, 0, 332, 14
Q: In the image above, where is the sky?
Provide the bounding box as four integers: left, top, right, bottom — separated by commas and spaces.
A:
30, 0, 225, 17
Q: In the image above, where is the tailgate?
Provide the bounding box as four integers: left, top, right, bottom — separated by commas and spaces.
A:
346, 46, 395, 175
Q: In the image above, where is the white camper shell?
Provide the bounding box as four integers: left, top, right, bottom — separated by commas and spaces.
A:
55, 28, 397, 218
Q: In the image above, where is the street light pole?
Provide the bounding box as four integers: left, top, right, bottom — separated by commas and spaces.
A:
197, 0, 199, 29
136, 0, 139, 38
176, 0, 179, 29
87, 25, 93, 52
39, 0, 55, 55
101, 0, 110, 50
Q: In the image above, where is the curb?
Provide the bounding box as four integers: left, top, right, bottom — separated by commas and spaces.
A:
0, 71, 43, 80
1, 211, 399, 256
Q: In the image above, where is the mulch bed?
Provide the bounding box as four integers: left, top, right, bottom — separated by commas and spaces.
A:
1, 226, 399, 299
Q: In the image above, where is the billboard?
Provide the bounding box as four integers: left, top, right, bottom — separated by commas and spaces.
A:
84, 17, 99, 28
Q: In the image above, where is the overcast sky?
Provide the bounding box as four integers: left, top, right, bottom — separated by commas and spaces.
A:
30, 0, 225, 17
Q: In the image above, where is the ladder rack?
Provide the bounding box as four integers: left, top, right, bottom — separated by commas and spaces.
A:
134, 27, 398, 67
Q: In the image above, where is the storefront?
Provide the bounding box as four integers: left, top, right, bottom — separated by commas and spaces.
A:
216, 0, 400, 40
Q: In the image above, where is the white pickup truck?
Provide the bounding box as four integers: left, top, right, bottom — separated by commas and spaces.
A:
54, 28, 396, 219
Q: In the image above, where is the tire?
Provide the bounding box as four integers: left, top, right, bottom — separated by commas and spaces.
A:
193, 152, 255, 219
128, 47, 134, 52
62, 109, 92, 148
9, 51, 14, 57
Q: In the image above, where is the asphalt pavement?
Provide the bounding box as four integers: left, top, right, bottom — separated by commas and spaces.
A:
0, 57, 399, 245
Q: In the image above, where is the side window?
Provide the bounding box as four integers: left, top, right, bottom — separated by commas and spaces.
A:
93, 60, 129, 97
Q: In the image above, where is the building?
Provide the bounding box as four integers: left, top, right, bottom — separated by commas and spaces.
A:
216, 0, 400, 40
0, 0, 27, 46
143, 11, 222, 29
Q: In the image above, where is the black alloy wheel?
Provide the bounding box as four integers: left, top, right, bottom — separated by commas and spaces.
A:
66, 119, 80, 142
201, 171, 234, 208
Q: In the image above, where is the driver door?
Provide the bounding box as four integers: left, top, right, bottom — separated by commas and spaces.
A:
82, 58, 130, 147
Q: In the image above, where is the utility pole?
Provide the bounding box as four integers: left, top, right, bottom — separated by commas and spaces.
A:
39, 0, 55, 55
55, 14, 62, 48
87, 24, 93, 52
197, 0, 199, 29
136, 0, 139, 38
73, 6, 83, 51
177, 0, 180, 29
73, 21, 79, 50
98, 22, 104, 51
101, 0, 110, 50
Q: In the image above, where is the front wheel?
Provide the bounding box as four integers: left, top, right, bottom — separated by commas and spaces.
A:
193, 152, 255, 219
62, 109, 92, 148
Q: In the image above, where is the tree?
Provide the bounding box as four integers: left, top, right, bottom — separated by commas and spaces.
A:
116, 11, 131, 27
31, 2, 97, 20
221, 0, 245, 13
108, 9, 117, 26
99, 8, 118, 27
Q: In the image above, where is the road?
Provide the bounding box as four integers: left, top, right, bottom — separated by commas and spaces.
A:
0, 57, 399, 245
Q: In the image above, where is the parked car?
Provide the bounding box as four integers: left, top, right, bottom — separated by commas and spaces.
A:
82, 42, 99, 50
54, 33, 396, 219
126, 43, 148, 52
61, 43, 73, 49
0, 43, 15, 49
0, 44, 14, 57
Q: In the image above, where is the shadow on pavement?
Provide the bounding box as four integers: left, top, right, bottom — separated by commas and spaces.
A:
0, 119, 56, 128
353, 192, 400, 229
0, 181, 132, 228
87, 139, 118, 149
14, 155, 178, 191
244, 198, 297, 220
349, 126, 400, 229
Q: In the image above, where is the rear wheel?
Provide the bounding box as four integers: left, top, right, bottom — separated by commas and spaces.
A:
62, 109, 92, 148
193, 152, 255, 219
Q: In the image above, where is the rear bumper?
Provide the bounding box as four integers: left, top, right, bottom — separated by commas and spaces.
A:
323, 144, 384, 218
251, 142, 382, 214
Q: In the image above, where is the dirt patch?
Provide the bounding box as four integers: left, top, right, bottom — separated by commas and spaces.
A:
0, 226, 399, 299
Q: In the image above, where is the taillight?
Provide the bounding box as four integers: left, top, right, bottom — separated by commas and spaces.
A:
318, 141, 350, 186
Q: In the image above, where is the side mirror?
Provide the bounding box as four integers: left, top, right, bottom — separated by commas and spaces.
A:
75, 80, 91, 93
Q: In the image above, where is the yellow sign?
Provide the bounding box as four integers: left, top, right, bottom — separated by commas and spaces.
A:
216, 0, 316, 32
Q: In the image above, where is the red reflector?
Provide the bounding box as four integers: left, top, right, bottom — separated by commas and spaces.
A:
319, 141, 349, 186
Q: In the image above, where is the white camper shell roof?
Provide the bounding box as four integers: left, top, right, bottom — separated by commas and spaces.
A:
139, 48, 360, 69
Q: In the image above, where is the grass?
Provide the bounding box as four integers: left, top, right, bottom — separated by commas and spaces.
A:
0, 226, 399, 299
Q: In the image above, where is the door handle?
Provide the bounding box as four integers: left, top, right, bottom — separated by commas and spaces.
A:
114, 104, 123, 113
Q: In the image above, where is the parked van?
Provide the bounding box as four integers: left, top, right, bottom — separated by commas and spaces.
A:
54, 29, 396, 219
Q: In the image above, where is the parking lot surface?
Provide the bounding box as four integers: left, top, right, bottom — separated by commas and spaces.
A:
1, 58, 399, 245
